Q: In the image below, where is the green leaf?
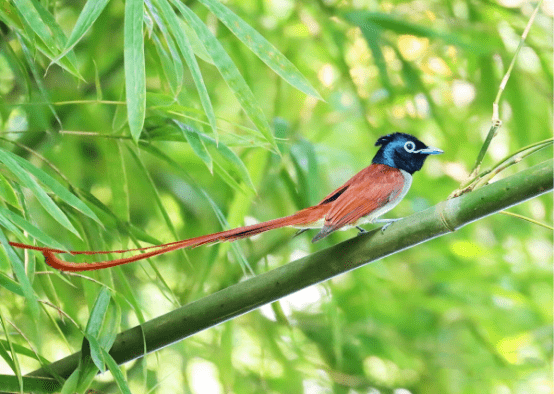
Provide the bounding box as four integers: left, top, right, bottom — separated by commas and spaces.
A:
146, 0, 185, 94
125, 0, 146, 141
174, 121, 213, 172
201, 189, 253, 275
85, 287, 111, 372
156, 0, 218, 138
54, 0, 112, 62
7, 152, 102, 225
0, 310, 23, 394
102, 348, 132, 394
196, 128, 256, 193
126, 146, 181, 239
18, 35, 62, 126
0, 207, 67, 251
170, 0, 276, 148
291, 140, 319, 205
0, 149, 80, 238
0, 273, 23, 297
0, 229, 40, 318
344, 11, 496, 54
103, 141, 129, 222
178, 17, 213, 64
13, 0, 57, 53
0, 173, 21, 209
198, 0, 322, 100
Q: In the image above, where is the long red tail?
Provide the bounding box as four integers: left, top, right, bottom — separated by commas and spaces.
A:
8, 205, 327, 272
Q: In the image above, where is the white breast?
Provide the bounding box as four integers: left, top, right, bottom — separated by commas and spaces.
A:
356, 169, 412, 225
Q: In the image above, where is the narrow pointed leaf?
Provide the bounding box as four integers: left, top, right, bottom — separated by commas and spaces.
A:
198, 0, 322, 100
0, 273, 24, 297
193, 125, 256, 192
0, 207, 67, 251
18, 36, 62, 126
170, 0, 276, 148
102, 348, 132, 394
157, 0, 217, 138
54, 0, 112, 62
13, 0, 57, 52
7, 152, 102, 225
85, 287, 111, 373
0, 149, 80, 237
125, 0, 146, 141
0, 174, 20, 209
146, 0, 184, 94
174, 121, 213, 172
0, 228, 40, 319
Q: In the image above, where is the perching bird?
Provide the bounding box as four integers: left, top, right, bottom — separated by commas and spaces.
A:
8, 132, 442, 271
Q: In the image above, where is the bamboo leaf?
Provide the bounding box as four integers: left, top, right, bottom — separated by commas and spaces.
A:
0, 273, 24, 297
85, 287, 111, 373
18, 35, 62, 126
156, 0, 218, 138
125, 0, 146, 141
54, 0, 112, 62
102, 348, 132, 394
0, 149, 80, 238
13, 0, 57, 53
7, 152, 102, 225
198, 0, 322, 100
103, 142, 130, 223
0, 228, 40, 319
195, 127, 256, 193
0, 173, 21, 209
126, 146, 181, 240
174, 121, 213, 172
0, 311, 23, 394
170, 0, 276, 148
146, 0, 185, 94
0, 207, 67, 251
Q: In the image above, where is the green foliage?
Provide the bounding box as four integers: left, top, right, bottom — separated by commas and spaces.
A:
0, 0, 552, 393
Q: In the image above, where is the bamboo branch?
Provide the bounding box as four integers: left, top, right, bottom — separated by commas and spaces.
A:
25, 160, 553, 386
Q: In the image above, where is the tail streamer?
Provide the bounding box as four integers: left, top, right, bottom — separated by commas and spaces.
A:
7, 206, 327, 272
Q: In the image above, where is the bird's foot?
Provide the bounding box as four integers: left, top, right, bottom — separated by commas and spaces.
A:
294, 228, 309, 238
373, 218, 401, 232
356, 226, 368, 236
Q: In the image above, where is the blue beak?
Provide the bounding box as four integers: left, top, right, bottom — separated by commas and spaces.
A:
420, 146, 443, 155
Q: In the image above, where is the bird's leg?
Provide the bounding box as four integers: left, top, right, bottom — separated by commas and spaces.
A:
293, 228, 310, 238
373, 218, 401, 232
356, 226, 368, 236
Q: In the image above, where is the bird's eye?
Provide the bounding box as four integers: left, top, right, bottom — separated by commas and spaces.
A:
404, 141, 416, 153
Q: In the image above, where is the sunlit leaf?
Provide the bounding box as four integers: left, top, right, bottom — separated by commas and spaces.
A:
0, 207, 67, 251
0, 149, 80, 238
198, 0, 322, 100
85, 287, 111, 372
174, 121, 213, 172
156, 0, 218, 138
125, 0, 146, 141
7, 152, 102, 225
170, 0, 276, 148
0, 228, 40, 318
102, 348, 132, 394
54, 0, 112, 62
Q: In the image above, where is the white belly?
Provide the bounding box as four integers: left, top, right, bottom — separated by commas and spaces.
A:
294, 169, 412, 230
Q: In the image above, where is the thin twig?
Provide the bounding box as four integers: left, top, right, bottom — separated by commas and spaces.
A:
499, 211, 553, 230
459, 0, 544, 188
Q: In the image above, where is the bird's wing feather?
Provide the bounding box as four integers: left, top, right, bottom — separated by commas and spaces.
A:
321, 164, 405, 232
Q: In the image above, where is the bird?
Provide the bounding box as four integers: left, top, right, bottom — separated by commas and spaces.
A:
8, 132, 442, 272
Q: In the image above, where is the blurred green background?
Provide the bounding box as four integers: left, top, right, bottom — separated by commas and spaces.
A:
0, 0, 552, 393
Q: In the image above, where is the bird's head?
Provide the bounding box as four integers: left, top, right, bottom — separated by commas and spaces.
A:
371, 132, 443, 174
